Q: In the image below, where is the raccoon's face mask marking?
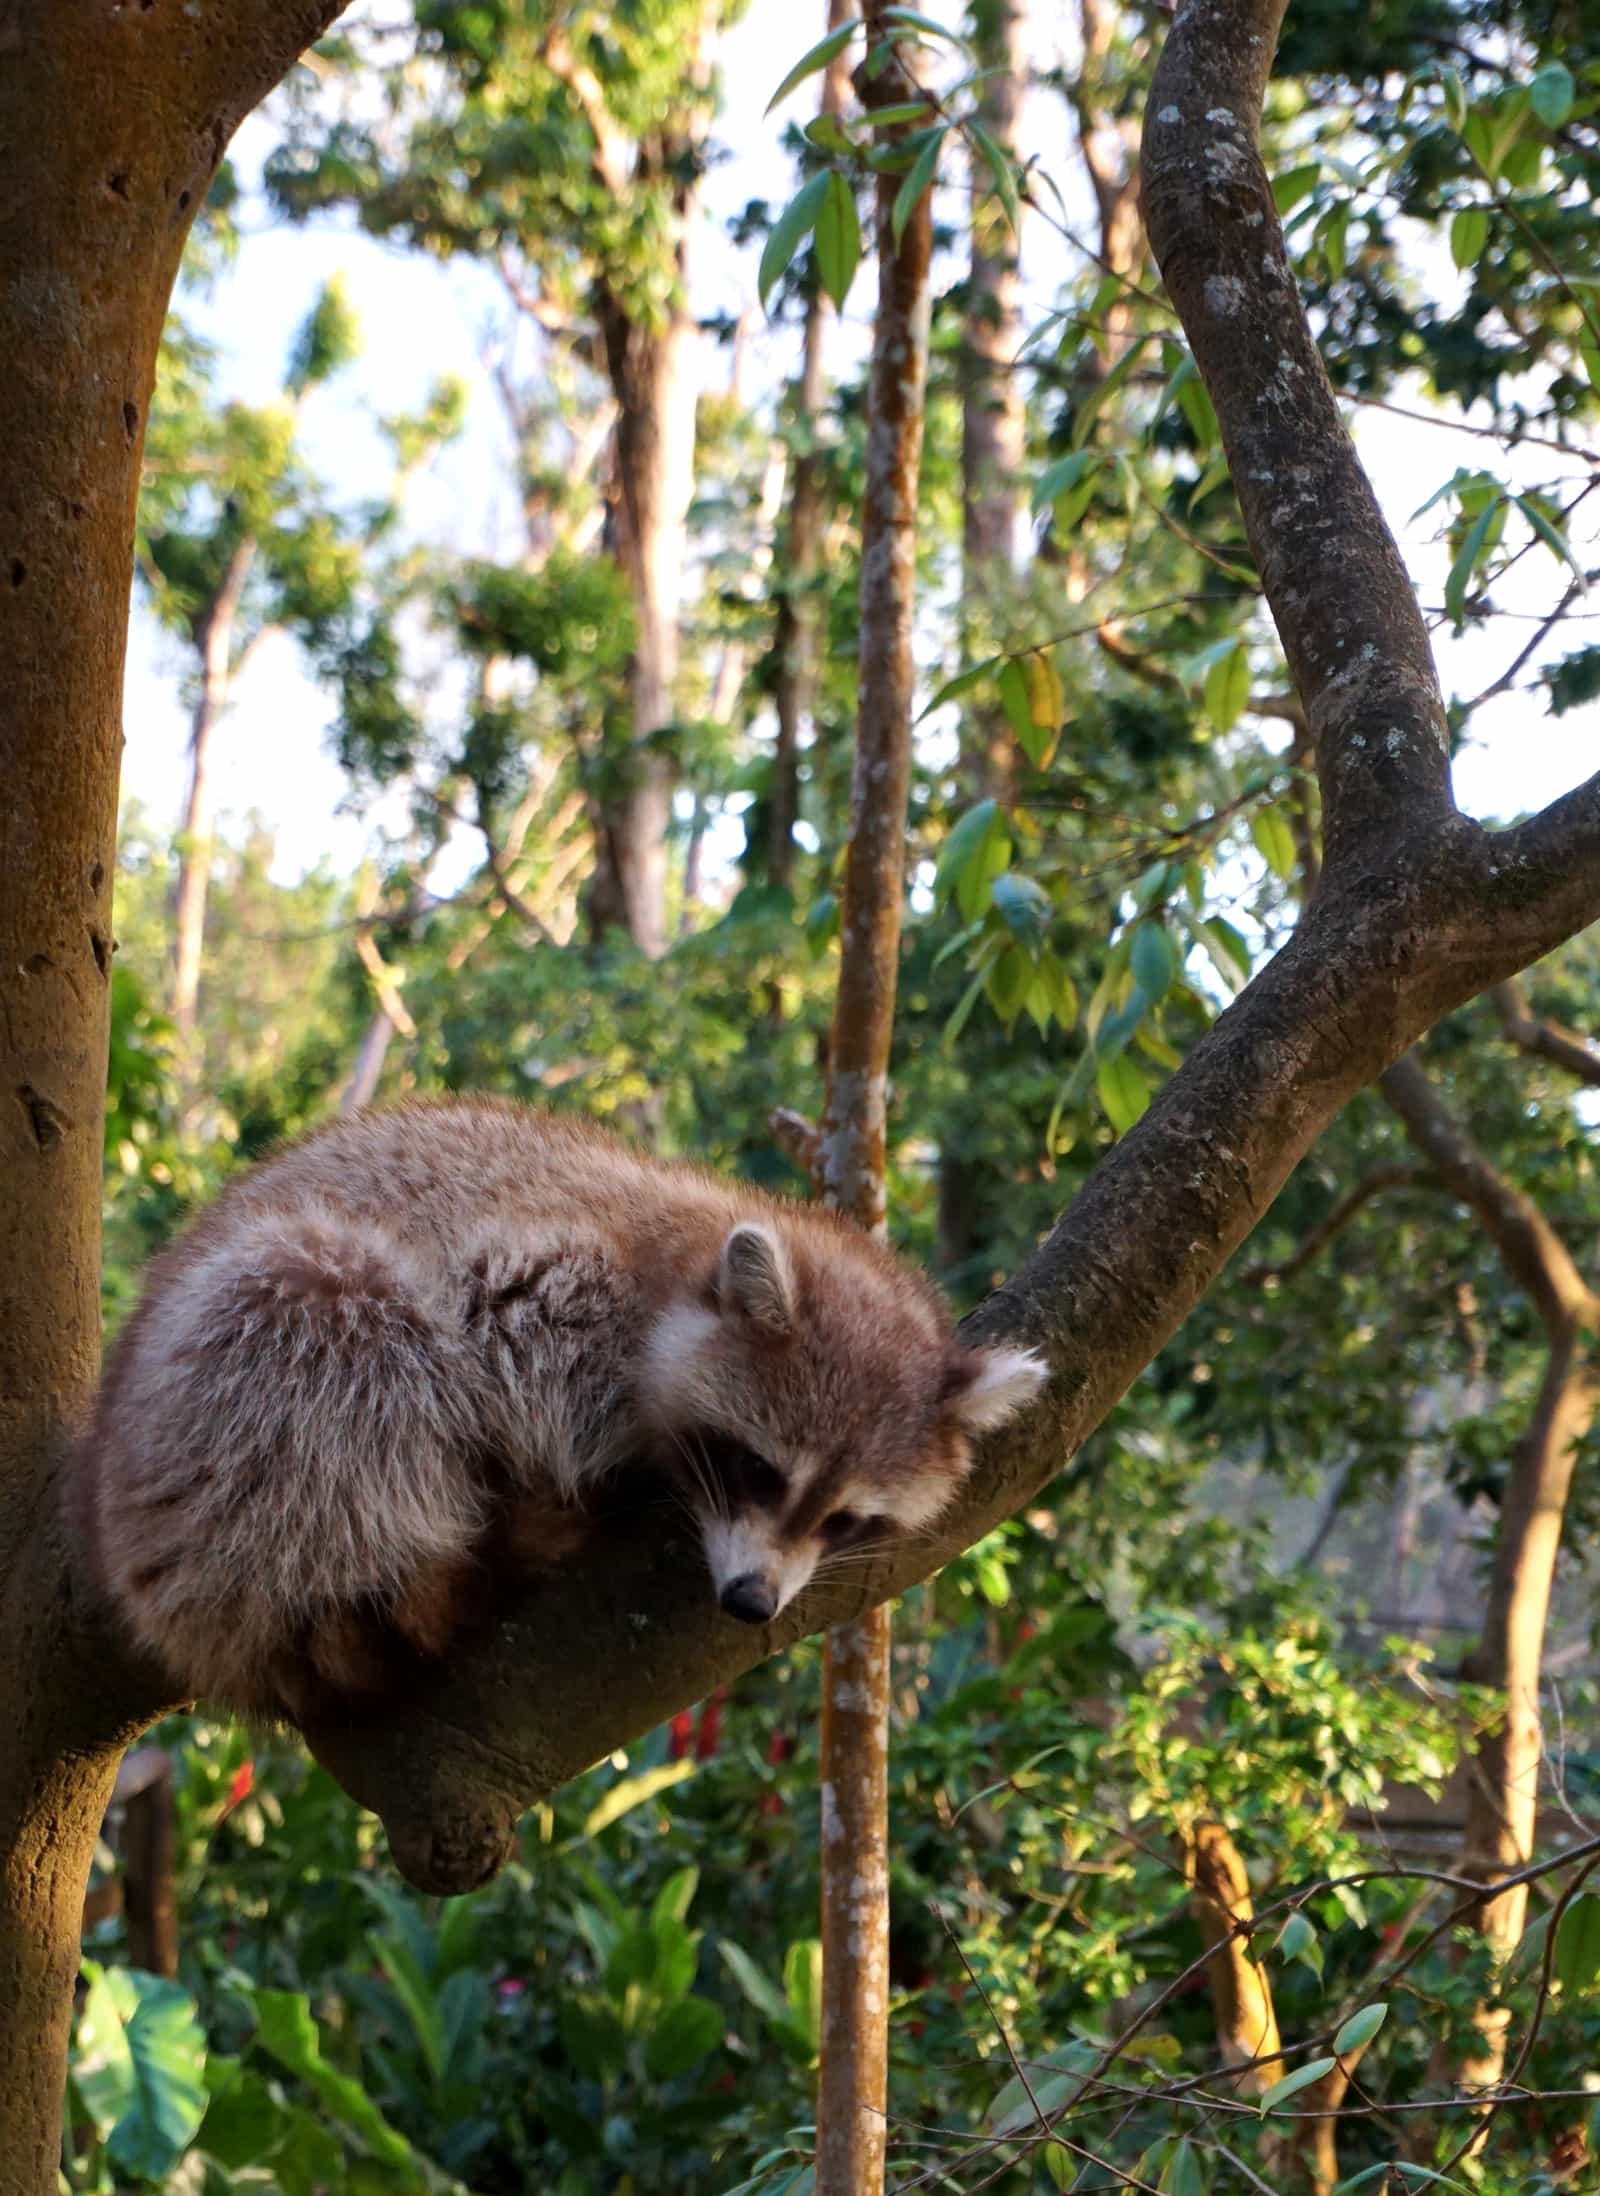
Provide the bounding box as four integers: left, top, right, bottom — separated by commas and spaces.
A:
641, 1218, 1049, 1624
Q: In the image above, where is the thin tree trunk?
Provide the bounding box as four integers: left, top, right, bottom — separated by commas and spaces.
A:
1182, 1820, 1284, 2095
959, 0, 1027, 803
769, 0, 853, 892
815, 19, 934, 2191
171, 536, 256, 1046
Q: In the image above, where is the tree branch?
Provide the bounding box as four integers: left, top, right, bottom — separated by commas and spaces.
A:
1240, 1165, 1435, 1285
1490, 977, 1600, 1088
1138, 0, 1453, 866
1379, 1053, 1599, 1334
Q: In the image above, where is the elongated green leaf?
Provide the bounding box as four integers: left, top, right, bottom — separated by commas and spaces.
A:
758, 173, 831, 308
1277, 1911, 1324, 1980
719, 1940, 790, 2025
1097, 1052, 1151, 1134
1332, 2001, 1387, 2056
1450, 205, 1488, 269
918, 654, 1000, 721
991, 872, 1051, 950
881, 6, 968, 45
1554, 1893, 1600, 1994
583, 1758, 695, 1836
968, 119, 1020, 231
1130, 921, 1178, 1003
1444, 489, 1502, 626
764, 19, 861, 115
892, 128, 943, 249
814, 171, 860, 309
1251, 805, 1298, 882
1516, 493, 1588, 589
998, 658, 1032, 748
653, 1865, 700, 1930
251, 1988, 415, 2168
1204, 640, 1250, 733
1273, 162, 1321, 214
1259, 2055, 1336, 2113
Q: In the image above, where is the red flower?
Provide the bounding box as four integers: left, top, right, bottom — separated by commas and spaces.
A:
223, 1760, 254, 1811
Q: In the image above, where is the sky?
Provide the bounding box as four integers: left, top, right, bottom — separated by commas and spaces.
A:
119, 0, 1600, 889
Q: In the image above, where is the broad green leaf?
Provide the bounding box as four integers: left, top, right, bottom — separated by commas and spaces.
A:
758, 173, 831, 308
1273, 162, 1321, 214
1204, 640, 1250, 733
1277, 1911, 1324, 1980
892, 128, 943, 249
643, 1994, 724, 2079
935, 798, 999, 903
1259, 2055, 1336, 2113
583, 1759, 695, 1837
998, 657, 1033, 749
1321, 202, 1351, 279
1332, 2001, 1387, 2056
1160, 2136, 1207, 2195
1130, 922, 1178, 1003
814, 172, 860, 310
1251, 805, 1298, 882
1044, 2141, 1074, 2190
1450, 206, 1488, 269
77, 1965, 207, 2181
1555, 1893, 1600, 1994
251, 1989, 414, 2168
991, 872, 1051, 950
764, 19, 861, 115
1097, 1052, 1151, 1134
1529, 60, 1575, 127
986, 942, 1031, 1021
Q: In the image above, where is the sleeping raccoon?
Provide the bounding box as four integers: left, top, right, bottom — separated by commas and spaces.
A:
73, 1099, 1046, 1723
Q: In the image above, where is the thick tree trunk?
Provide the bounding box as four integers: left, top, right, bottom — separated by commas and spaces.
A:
814, 20, 934, 2191
171, 537, 255, 1046
588, 274, 698, 957
959, 0, 1028, 802
769, 0, 853, 891
0, 7, 351, 2184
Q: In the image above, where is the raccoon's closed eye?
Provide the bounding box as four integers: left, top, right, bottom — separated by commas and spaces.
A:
742, 1454, 787, 1504
821, 1509, 888, 1546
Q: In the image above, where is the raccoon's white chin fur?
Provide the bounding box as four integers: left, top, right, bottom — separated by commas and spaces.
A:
700, 1515, 813, 1617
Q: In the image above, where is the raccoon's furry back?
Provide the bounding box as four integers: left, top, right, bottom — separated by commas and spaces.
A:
73, 1101, 733, 1716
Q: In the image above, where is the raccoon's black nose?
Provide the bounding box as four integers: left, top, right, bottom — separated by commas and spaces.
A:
720, 1574, 777, 1624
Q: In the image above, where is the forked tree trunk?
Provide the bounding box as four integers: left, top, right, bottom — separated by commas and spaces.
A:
814, 16, 934, 2190
0, 8, 349, 2187
171, 536, 256, 1048
769, 0, 853, 891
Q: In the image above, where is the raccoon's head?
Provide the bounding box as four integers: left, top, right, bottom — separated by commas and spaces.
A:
639, 1218, 1048, 1626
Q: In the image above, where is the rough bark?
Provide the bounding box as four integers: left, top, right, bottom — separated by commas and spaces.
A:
769, 0, 853, 892
171, 536, 256, 1046
959, 0, 1028, 801
0, 5, 351, 2186
1181, 1820, 1283, 2094
814, 24, 933, 2188
280, 0, 1600, 1901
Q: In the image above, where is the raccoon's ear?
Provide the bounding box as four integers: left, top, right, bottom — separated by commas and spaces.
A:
718, 1223, 797, 1337
941, 1344, 1049, 1433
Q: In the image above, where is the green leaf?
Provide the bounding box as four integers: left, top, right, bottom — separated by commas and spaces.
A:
1204, 640, 1250, 733
1321, 202, 1350, 279
1529, 60, 1575, 127
865, 100, 936, 127
371, 1929, 446, 2085
814, 172, 861, 310
1332, 2002, 1387, 2057
991, 872, 1051, 951
1159, 2136, 1207, 2196
1044, 2141, 1074, 2190
1260, 2056, 1337, 2113
1450, 206, 1488, 270
77, 1965, 208, 2181
718, 1941, 789, 2026
758, 173, 831, 308
1251, 804, 1298, 882
1515, 493, 1588, 590
968, 120, 1020, 231
1130, 922, 1178, 1003
784, 1938, 824, 2047
583, 1759, 695, 1837
936, 799, 1011, 922
918, 654, 1000, 721
1097, 1053, 1151, 1134
1019, 652, 1063, 765
1200, 916, 1252, 986
1272, 162, 1321, 214
1555, 1893, 1600, 1994
1031, 451, 1098, 514
1443, 489, 1502, 626
881, 6, 968, 45
892, 128, 943, 249
1277, 1911, 1324, 1980
998, 658, 1033, 748
986, 943, 1031, 1022
643, 1994, 724, 2079
251, 1988, 415, 2168
764, 19, 861, 115
653, 1865, 700, 1930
